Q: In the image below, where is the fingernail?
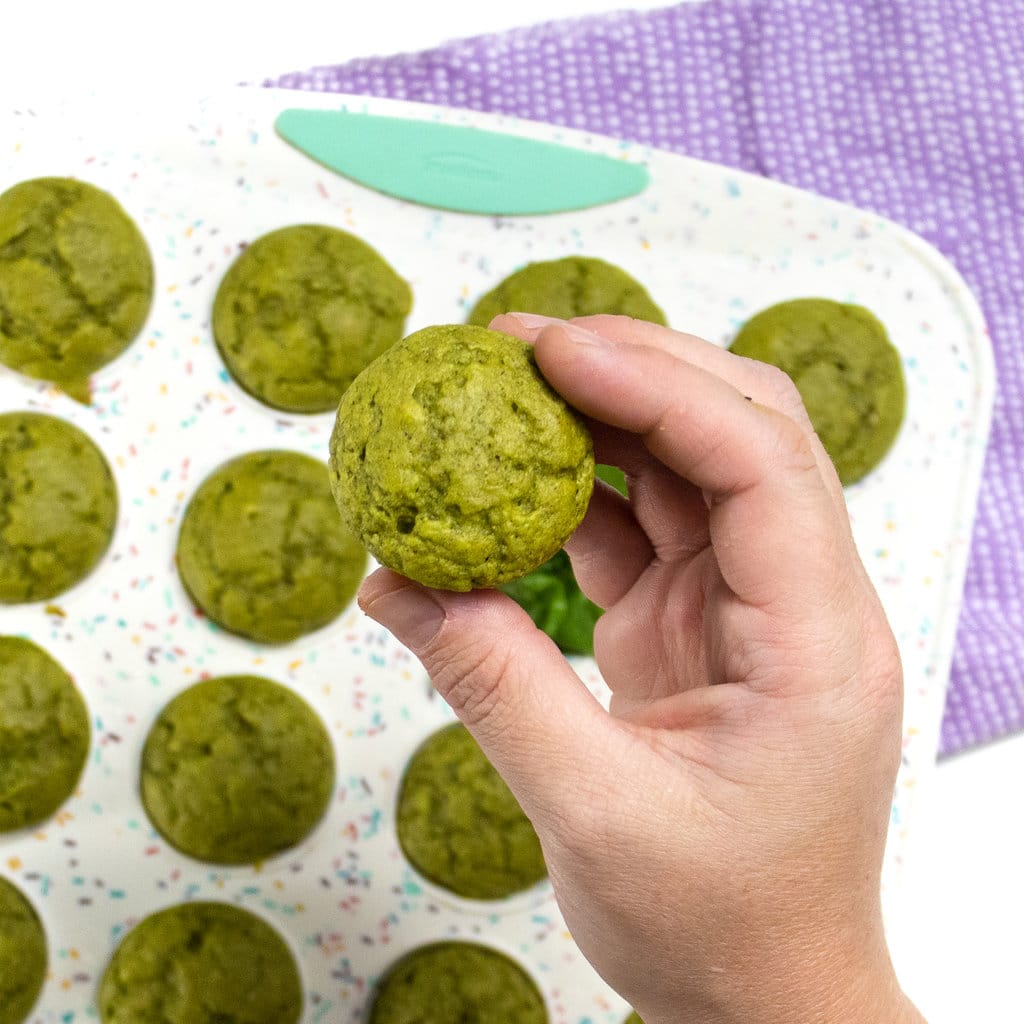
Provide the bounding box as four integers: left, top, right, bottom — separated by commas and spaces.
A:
359, 575, 446, 650
505, 312, 565, 329
558, 322, 614, 347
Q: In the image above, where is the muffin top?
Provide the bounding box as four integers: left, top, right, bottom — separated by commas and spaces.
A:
329, 324, 594, 591
140, 675, 334, 865
0, 176, 153, 401
0, 411, 118, 604
397, 722, 547, 900
467, 255, 666, 327
212, 223, 411, 413
729, 298, 905, 485
369, 942, 547, 1024
0, 636, 90, 833
0, 876, 47, 1024
98, 901, 302, 1024
176, 449, 367, 644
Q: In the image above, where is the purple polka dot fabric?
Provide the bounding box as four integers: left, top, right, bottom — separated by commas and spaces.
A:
269, 0, 1024, 757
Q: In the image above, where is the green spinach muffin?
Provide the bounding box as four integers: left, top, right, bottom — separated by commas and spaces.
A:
624, 1014, 644, 1024
176, 449, 367, 644
0, 636, 90, 832
0, 177, 153, 401
728, 298, 906, 485
0, 411, 118, 603
329, 324, 594, 591
397, 722, 546, 900
467, 255, 666, 327
0, 876, 47, 1024
369, 942, 547, 1024
212, 223, 412, 413
140, 675, 334, 864
98, 901, 302, 1024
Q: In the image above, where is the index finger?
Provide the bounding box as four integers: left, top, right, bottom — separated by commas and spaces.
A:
528, 319, 854, 615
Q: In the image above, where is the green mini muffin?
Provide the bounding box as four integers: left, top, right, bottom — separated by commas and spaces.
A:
98, 901, 302, 1024
329, 324, 594, 591
0, 637, 90, 833
0, 876, 47, 1024
0, 177, 153, 401
369, 942, 547, 1024
140, 675, 334, 864
467, 255, 666, 326
212, 224, 412, 413
176, 449, 367, 644
397, 723, 546, 900
0, 411, 118, 603
624, 1014, 644, 1024
728, 298, 906, 485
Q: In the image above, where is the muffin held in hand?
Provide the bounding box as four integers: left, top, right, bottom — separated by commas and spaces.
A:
329, 324, 594, 591
728, 298, 906, 485
0, 177, 153, 402
467, 255, 666, 327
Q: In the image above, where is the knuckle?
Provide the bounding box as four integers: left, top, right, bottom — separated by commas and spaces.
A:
424, 633, 515, 734
762, 409, 819, 476
747, 360, 814, 425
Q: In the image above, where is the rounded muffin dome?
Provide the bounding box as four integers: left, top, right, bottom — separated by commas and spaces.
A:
329, 324, 594, 591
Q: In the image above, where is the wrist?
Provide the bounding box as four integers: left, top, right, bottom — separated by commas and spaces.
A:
635, 930, 925, 1024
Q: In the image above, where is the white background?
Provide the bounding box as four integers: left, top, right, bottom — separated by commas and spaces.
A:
3, 1, 1023, 1020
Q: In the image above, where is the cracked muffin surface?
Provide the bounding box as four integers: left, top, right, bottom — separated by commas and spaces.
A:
140, 675, 334, 864
396, 723, 546, 900
329, 324, 594, 591
0, 636, 90, 833
0, 177, 153, 400
728, 298, 906, 485
176, 449, 367, 644
0, 876, 47, 1024
212, 224, 411, 413
467, 255, 666, 326
0, 411, 117, 604
98, 901, 302, 1024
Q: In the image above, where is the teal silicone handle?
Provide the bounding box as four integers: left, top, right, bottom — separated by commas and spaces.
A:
275, 108, 648, 215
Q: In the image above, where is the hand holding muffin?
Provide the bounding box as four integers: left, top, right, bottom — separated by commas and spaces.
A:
359, 314, 924, 1024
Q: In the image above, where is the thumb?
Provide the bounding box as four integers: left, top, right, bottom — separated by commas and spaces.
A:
358, 567, 606, 824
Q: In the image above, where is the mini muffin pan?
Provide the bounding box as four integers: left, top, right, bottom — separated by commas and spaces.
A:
0, 89, 994, 1023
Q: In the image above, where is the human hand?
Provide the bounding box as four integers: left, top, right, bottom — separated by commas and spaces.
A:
358, 314, 924, 1024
